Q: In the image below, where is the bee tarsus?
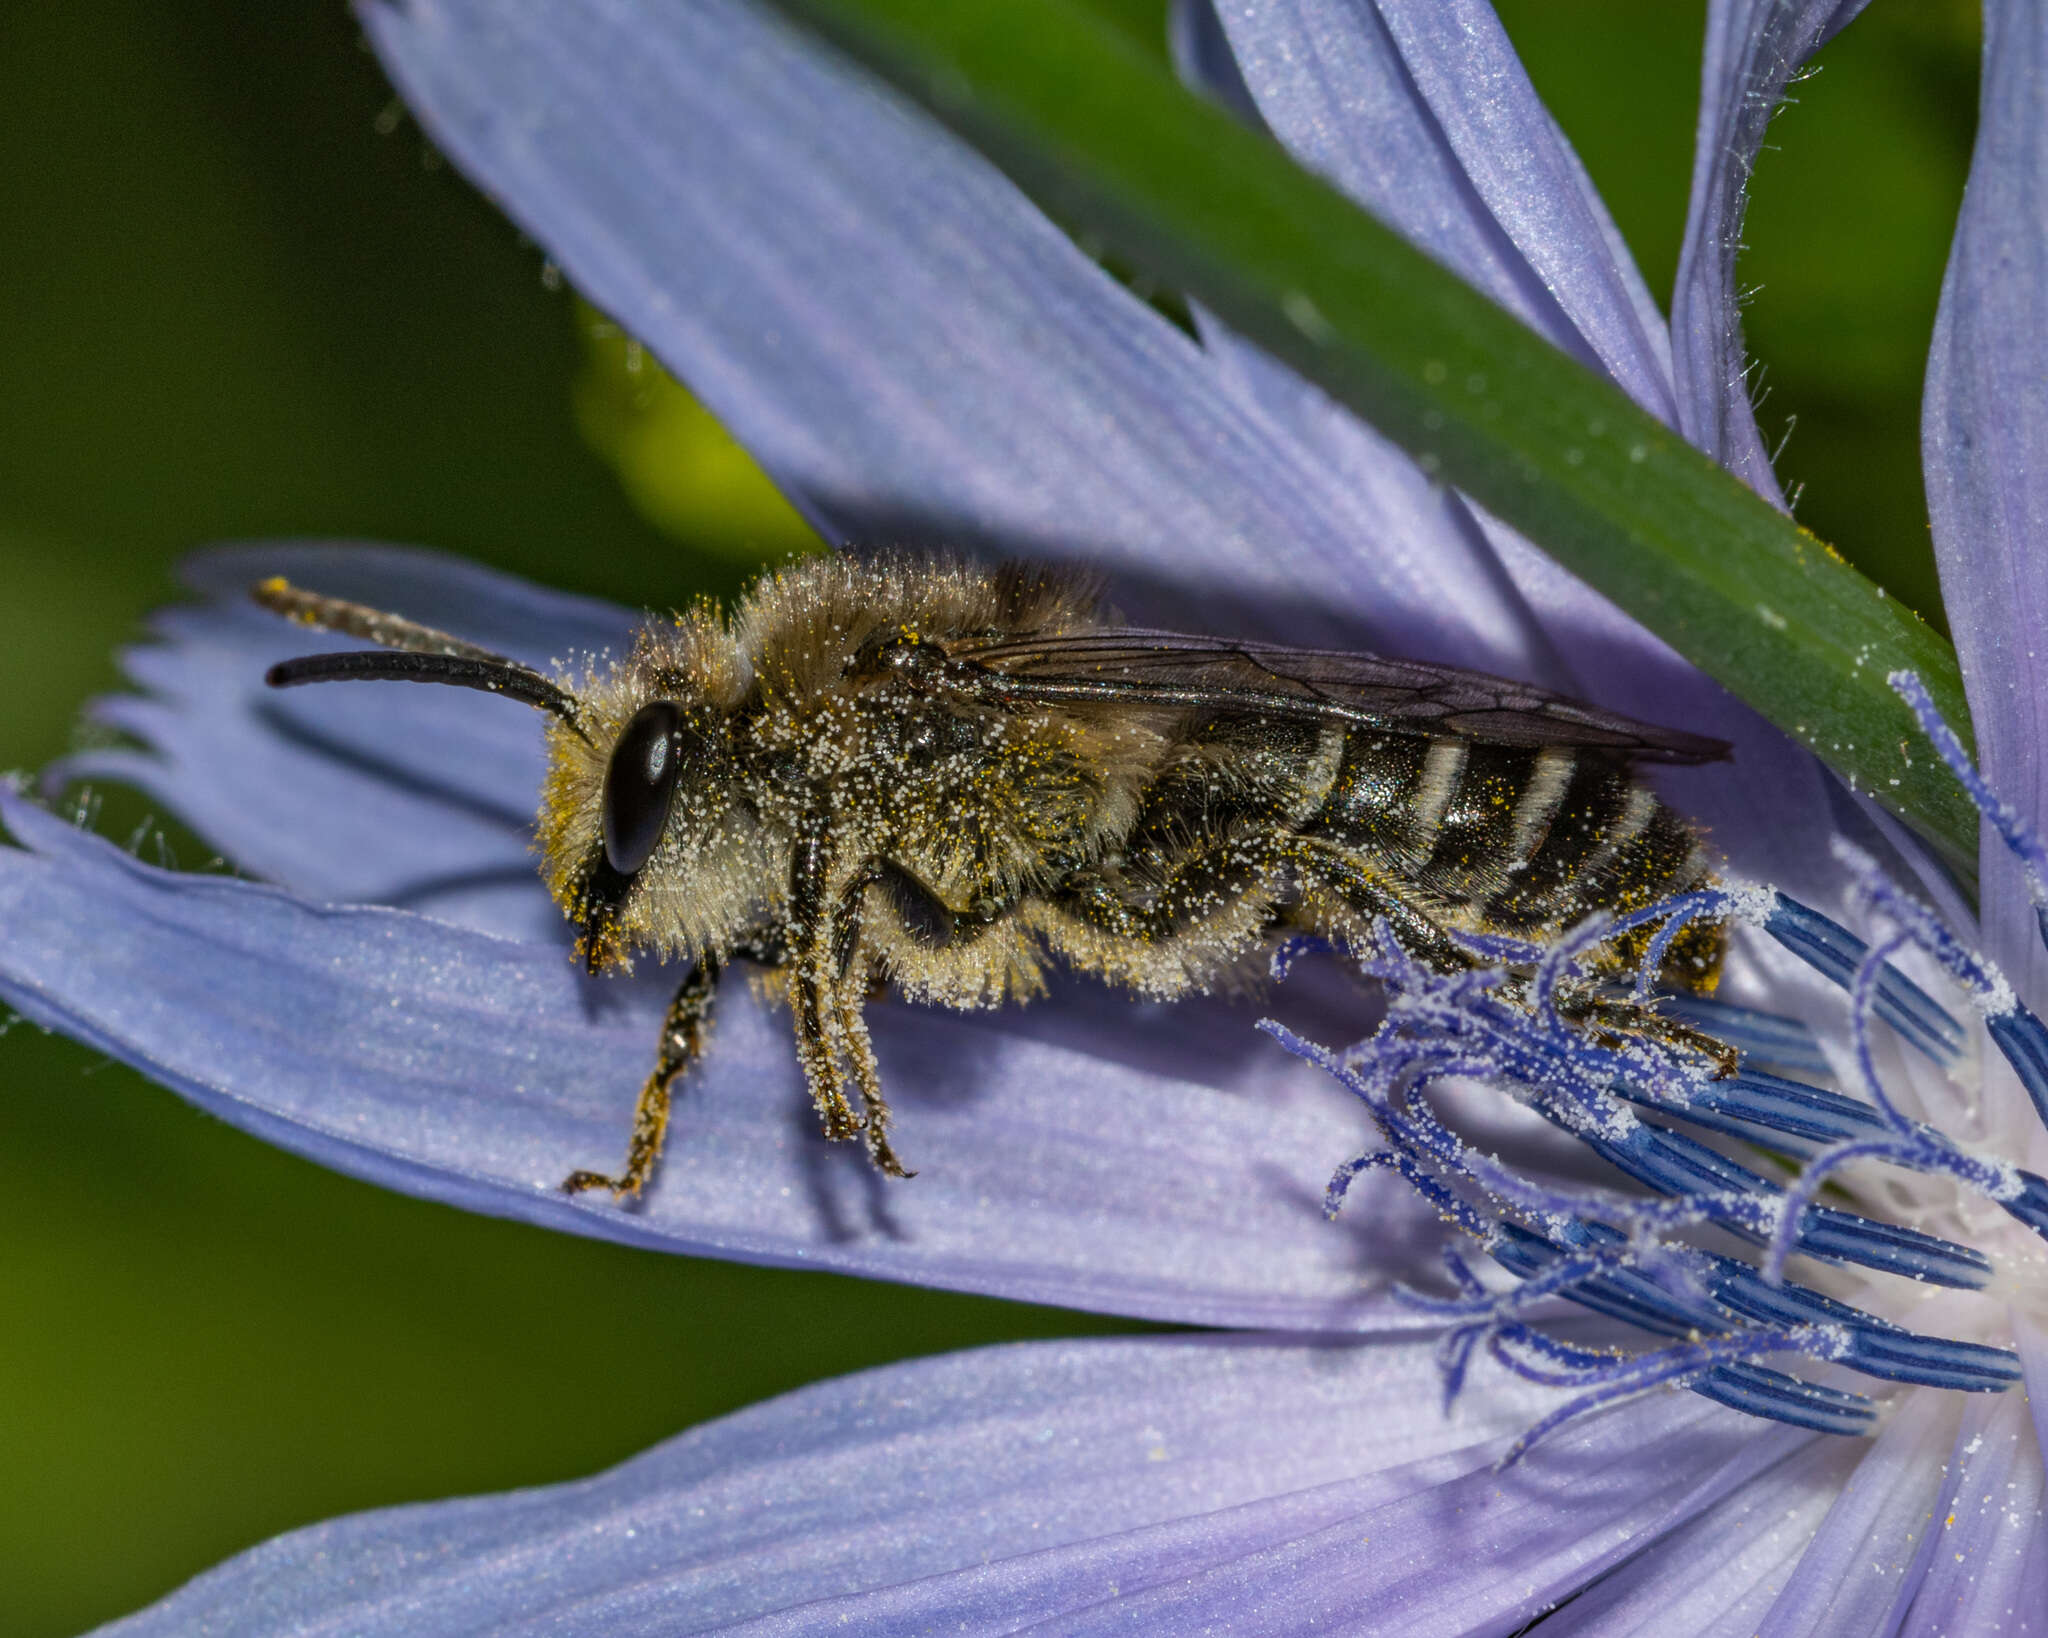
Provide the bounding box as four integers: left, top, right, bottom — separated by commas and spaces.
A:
559, 954, 722, 1201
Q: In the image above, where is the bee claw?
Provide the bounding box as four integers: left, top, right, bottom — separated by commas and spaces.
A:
559, 1168, 641, 1202
866, 1129, 913, 1179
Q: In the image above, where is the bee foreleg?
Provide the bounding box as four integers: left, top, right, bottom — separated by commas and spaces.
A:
560, 955, 721, 1201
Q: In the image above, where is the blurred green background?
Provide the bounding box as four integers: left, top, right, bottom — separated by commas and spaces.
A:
0, 3, 1978, 1632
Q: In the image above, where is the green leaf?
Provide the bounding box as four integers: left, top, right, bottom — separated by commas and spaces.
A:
759, 0, 1980, 874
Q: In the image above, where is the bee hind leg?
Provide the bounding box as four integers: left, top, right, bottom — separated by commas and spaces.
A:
1293, 842, 1474, 974
561, 955, 721, 1201
1551, 987, 1741, 1077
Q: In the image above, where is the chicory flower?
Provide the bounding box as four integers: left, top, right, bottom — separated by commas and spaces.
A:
8, 0, 2044, 1630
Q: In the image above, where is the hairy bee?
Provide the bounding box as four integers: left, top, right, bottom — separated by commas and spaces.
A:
256, 555, 1729, 1198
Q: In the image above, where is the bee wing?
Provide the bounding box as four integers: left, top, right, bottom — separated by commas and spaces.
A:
941, 629, 1731, 764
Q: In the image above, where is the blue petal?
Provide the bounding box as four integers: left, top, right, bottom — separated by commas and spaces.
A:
1188, 0, 1676, 420
0, 792, 1438, 1329
1671, 0, 1869, 499
95, 1333, 1809, 1636
356, 0, 1526, 656
1745, 1386, 1959, 1632
1924, 0, 2048, 992
1173, 0, 1854, 905
1170, 0, 1662, 698
50, 543, 635, 942
2029, 1318, 2048, 1478
1894, 1389, 2048, 1638
1535, 1432, 1863, 1635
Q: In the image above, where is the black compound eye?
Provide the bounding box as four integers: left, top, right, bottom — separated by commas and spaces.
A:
601, 701, 689, 877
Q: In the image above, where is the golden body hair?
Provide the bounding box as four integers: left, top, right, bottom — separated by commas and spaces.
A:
258, 555, 1728, 1195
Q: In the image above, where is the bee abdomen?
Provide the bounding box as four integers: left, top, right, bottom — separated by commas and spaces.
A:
1308, 731, 1710, 940
1479, 753, 1708, 934
1302, 731, 1449, 867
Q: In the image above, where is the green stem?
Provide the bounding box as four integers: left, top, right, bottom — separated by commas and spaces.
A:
762, 0, 1979, 873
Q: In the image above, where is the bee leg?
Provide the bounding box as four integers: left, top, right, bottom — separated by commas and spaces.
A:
790, 969, 865, 1144
830, 979, 913, 1177
828, 859, 913, 1175
1054, 835, 1268, 941
560, 956, 721, 1200
1059, 829, 1464, 979
787, 817, 866, 1149
832, 860, 886, 980
1292, 843, 1473, 974
1551, 988, 1741, 1076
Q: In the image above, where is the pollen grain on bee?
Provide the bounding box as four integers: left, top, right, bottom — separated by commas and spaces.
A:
257, 552, 1730, 1196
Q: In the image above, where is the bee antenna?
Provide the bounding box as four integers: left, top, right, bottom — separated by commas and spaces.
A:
252, 577, 588, 737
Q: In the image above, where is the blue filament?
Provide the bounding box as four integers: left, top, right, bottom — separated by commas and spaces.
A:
1414, 1243, 1875, 1448
1986, 1010, 2048, 1132
2001, 1170, 2048, 1239
1574, 1118, 1992, 1288
1832, 835, 2048, 1134
1690, 1363, 1875, 1434
1491, 1222, 2017, 1395
1617, 1066, 1886, 1150
1763, 892, 1964, 1063
1485, 1322, 1859, 1464
1271, 804, 2047, 1455
1706, 1261, 2020, 1390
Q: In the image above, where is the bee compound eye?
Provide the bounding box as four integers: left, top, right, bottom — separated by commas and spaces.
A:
601, 701, 689, 877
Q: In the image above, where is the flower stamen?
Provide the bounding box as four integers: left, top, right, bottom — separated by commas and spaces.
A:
1269, 853, 2046, 1458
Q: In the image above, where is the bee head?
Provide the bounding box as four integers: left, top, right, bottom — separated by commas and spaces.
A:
540, 696, 731, 973
253, 579, 754, 975
534, 617, 757, 975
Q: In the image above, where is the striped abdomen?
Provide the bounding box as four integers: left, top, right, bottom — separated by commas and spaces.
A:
1306, 729, 1713, 955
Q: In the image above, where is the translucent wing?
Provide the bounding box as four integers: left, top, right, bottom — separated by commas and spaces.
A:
941, 629, 1730, 764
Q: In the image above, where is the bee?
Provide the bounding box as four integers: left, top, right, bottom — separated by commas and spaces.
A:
255, 555, 1730, 1198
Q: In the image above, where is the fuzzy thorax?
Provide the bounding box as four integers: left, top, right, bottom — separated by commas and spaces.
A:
533, 555, 1163, 994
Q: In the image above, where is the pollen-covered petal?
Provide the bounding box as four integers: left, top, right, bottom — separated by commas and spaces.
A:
0, 792, 1441, 1330
93, 1332, 1810, 1637
1924, 0, 2048, 997
1533, 1432, 1864, 1636
47, 544, 635, 943
1672, 0, 1868, 499
1894, 1389, 2048, 1638
354, 0, 1520, 661
1747, 1387, 1961, 1633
